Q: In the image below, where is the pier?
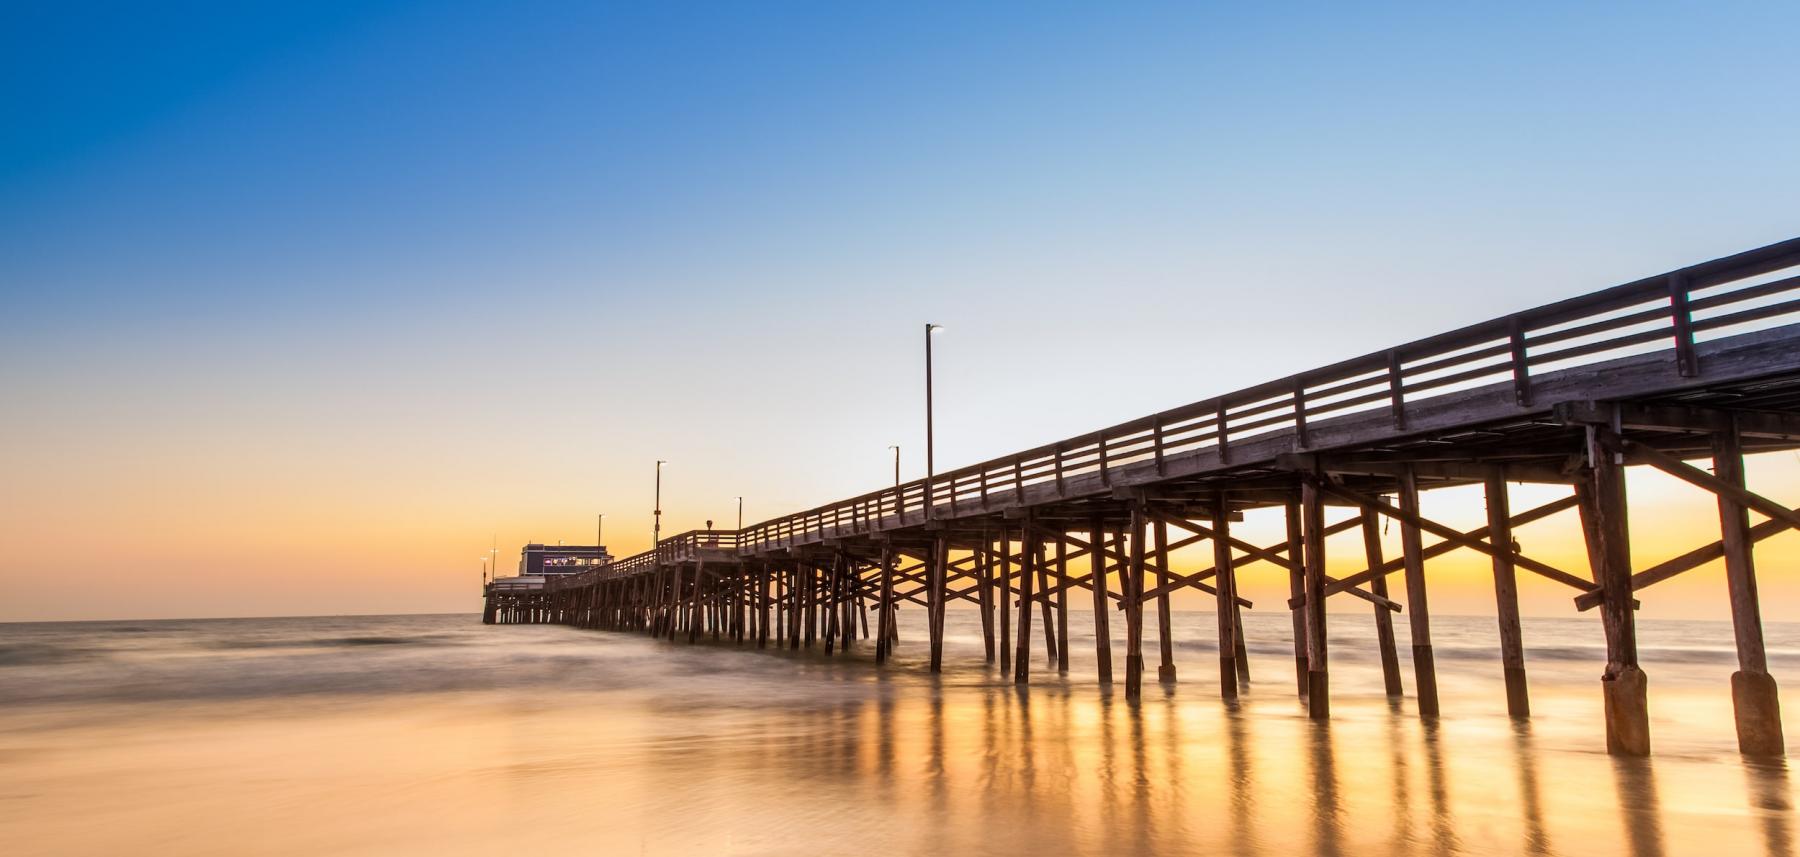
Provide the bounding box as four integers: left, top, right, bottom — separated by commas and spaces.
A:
485, 237, 1800, 758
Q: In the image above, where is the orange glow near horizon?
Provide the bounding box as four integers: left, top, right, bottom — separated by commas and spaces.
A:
6, 436, 1799, 623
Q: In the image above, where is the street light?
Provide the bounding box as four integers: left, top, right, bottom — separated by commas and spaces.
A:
597, 513, 605, 550
888, 445, 901, 490
736, 496, 743, 531
925, 323, 944, 519
654, 460, 667, 545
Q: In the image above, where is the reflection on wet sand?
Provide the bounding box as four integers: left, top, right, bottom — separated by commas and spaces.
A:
1613, 757, 1666, 857
733, 668, 1794, 857
1420, 720, 1461, 855
1746, 760, 1794, 857
3, 614, 1796, 856
1513, 722, 1551, 855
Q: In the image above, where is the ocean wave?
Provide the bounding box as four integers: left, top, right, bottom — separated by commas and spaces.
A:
200, 634, 443, 650
0, 643, 97, 666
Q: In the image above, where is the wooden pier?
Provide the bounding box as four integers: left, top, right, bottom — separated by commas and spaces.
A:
485, 237, 1800, 757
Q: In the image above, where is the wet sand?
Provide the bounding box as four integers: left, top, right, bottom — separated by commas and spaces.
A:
1, 612, 1794, 856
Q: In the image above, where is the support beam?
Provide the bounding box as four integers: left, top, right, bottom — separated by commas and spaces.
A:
1166, 514, 1395, 612
1055, 536, 1071, 673
1014, 515, 1037, 686
1580, 428, 1650, 756
1302, 478, 1330, 718
1154, 519, 1178, 684
1036, 541, 1058, 670
978, 535, 996, 663
929, 535, 948, 672
1714, 421, 1784, 756
1573, 515, 1789, 611
998, 525, 1012, 675
1307, 476, 1595, 594
1090, 515, 1113, 686
1325, 495, 1580, 600
1125, 499, 1148, 700
1399, 466, 1440, 718
1285, 494, 1308, 699
1360, 506, 1404, 698
876, 549, 895, 664
1485, 470, 1529, 717
1210, 492, 1237, 699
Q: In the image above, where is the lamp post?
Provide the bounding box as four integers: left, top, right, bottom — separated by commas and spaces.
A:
597, 513, 605, 549
654, 460, 666, 545
925, 323, 944, 519
481, 557, 488, 585
489, 538, 498, 583
736, 496, 743, 531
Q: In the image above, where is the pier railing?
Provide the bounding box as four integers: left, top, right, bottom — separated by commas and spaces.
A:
616, 237, 1800, 564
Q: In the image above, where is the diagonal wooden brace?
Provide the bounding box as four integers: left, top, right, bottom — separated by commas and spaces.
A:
1322, 494, 1580, 597
1304, 473, 1597, 593
1571, 434, 1800, 610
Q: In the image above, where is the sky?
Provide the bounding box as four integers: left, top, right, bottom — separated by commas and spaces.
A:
3, 2, 1799, 621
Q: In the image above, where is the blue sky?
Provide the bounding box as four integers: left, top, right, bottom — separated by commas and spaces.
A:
3, 2, 1799, 618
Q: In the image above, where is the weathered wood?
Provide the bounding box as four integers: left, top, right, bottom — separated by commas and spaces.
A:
1580, 428, 1649, 756
1210, 492, 1237, 699
1572, 514, 1789, 611
1361, 506, 1404, 698
1154, 519, 1177, 684
1486, 470, 1530, 718
1014, 516, 1037, 685
1125, 499, 1147, 700
978, 535, 996, 662
998, 526, 1013, 675
1055, 535, 1071, 673
929, 535, 948, 672
877, 551, 894, 663
1302, 478, 1330, 719
1285, 494, 1308, 698
1714, 421, 1784, 756
1036, 543, 1058, 670
1399, 466, 1439, 718
1331, 495, 1580, 600
1090, 515, 1113, 685
1309, 477, 1594, 594
1610, 434, 1800, 533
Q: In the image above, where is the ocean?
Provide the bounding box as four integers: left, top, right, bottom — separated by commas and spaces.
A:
1, 610, 1794, 855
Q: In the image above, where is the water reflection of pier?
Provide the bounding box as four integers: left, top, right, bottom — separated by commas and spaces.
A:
651, 680, 1788, 856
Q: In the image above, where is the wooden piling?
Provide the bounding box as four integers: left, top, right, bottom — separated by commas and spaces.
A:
1360, 506, 1404, 697
1285, 495, 1309, 698
1055, 535, 1070, 673
1154, 518, 1178, 684
877, 548, 895, 664
1579, 427, 1649, 756
930, 535, 949, 672
758, 566, 770, 648
978, 534, 996, 662
1036, 545, 1058, 670
1398, 466, 1440, 717
1713, 421, 1784, 756
998, 526, 1013, 675
1125, 498, 1147, 700
1209, 492, 1238, 699
1090, 515, 1113, 685
1302, 478, 1329, 719
1485, 469, 1530, 718
1014, 517, 1037, 685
